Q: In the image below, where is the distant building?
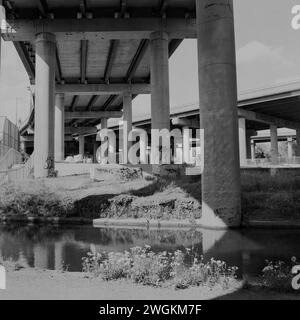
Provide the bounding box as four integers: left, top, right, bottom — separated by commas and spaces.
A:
0, 117, 20, 158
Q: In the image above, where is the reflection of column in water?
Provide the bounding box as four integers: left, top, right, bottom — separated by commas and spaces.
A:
242, 251, 251, 281
34, 245, 49, 269
54, 242, 64, 270
201, 229, 227, 254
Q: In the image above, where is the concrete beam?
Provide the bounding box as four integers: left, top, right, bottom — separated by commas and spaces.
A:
65, 111, 122, 119
3, 18, 197, 42
65, 126, 97, 135
21, 128, 96, 137
56, 83, 150, 95
238, 108, 300, 130
13, 42, 35, 83
21, 135, 74, 142
296, 129, 300, 157
171, 117, 199, 128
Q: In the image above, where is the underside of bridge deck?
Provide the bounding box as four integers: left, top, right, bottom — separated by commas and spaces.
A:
3, 0, 193, 127
1, 0, 251, 228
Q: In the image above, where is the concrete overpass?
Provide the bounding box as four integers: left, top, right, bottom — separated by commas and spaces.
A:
3, 0, 300, 228
20, 83, 300, 164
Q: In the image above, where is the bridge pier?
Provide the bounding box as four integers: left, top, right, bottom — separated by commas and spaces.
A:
100, 118, 108, 164
34, 33, 56, 178
270, 124, 279, 165
122, 92, 132, 163
287, 137, 294, 159
239, 118, 247, 166
296, 129, 300, 157
196, 0, 241, 228
150, 31, 170, 169
246, 129, 254, 159
251, 140, 256, 160
54, 93, 65, 161
0, 3, 5, 69
78, 135, 85, 155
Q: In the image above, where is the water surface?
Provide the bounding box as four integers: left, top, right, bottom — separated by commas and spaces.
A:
1, 223, 300, 278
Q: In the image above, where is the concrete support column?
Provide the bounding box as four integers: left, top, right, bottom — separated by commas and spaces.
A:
246, 129, 253, 159
150, 31, 170, 131
270, 124, 279, 165
196, 0, 241, 228
34, 33, 56, 178
150, 32, 170, 130
238, 118, 247, 166
78, 135, 85, 155
287, 137, 294, 159
296, 129, 300, 157
101, 118, 108, 163
54, 93, 65, 161
0, 2, 6, 70
251, 141, 256, 160
101, 118, 108, 130
93, 141, 99, 163
122, 92, 132, 163
150, 31, 170, 169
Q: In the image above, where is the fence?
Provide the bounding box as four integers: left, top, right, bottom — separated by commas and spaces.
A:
0, 148, 23, 171
0, 149, 34, 183
6, 153, 34, 182
0, 143, 10, 159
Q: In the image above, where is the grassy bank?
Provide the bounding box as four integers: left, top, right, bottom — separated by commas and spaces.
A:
1, 169, 300, 222
241, 171, 300, 222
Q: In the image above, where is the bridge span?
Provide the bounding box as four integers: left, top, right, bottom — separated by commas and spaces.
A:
3, 0, 300, 228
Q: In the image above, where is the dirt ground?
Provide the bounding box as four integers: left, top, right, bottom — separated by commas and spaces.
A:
0, 268, 299, 300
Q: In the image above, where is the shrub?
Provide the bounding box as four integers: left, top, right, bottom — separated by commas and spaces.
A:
0, 181, 72, 217
82, 246, 238, 289
171, 250, 238, 289
130, 246, 172, 286
261, 257, 300, 292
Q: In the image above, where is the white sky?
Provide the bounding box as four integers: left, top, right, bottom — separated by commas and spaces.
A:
1, 0, 300, 124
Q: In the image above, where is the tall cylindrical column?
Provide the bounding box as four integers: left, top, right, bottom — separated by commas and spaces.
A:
122, 92, 132, 164
270, 124, 278, 165
101, 118, 108, 130
150, 31, 170, 131
196, 0, 241, 228
251, 141, 256, 161
287, 137, 294, 159
246, 129, 254, 159
34, 33, 56, 178
101, 118, 108, 164
93, 141, 100, 163
78, 135, 85, 155
296, 129, 300, 157
54, 93, 65, 161
239, 118, 247, 166
0, 3, 6, 70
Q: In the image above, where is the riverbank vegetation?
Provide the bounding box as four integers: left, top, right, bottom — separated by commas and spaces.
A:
82, 245, 238, 289
1, 169, 300, 222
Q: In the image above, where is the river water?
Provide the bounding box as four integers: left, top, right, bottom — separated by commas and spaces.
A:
0, 223, 300, 277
